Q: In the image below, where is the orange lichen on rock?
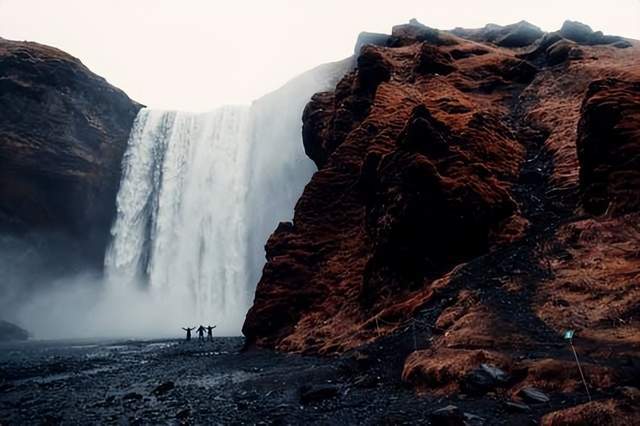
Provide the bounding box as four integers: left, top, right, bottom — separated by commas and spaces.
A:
402, 348, 513, 395
541, 398, 640, 426
243, 19, 640, 421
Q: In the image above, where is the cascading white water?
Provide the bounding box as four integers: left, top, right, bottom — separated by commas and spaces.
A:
105, 106, 252, 329
105, 58, 353, 335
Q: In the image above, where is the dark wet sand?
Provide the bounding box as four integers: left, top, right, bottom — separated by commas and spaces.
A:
0, 336, 568, 424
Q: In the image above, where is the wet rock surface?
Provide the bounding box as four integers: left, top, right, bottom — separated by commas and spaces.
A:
0, 338, 597, 424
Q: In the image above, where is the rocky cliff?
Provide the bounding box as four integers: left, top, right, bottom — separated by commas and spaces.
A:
0, 37, 141, 262
244, 20, 640, 422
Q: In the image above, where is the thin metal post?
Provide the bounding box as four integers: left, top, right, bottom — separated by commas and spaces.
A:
570, 341, 592, 402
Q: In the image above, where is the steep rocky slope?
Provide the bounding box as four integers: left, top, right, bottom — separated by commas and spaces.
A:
244, 20, 640, 422
0, 37, 141, 262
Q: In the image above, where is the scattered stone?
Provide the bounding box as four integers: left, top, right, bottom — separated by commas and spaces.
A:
518, 387, 550, 403
299, 384, 340, 404
176, 408, 190, 420
463, 363, 509, 395
353, 374, 378, 388
122, 392, 143, 401
617, 386, 640, 402
504, 400, 532, 413
430, 405, 465, 426
464, 412, 486, 426
480, 363, 510, 383
559, 21, 594, 43
152, 381, 175, 396
0, 382, 15, 393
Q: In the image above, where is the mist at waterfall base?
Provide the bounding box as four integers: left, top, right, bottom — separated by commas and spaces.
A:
0, 59, 351, 340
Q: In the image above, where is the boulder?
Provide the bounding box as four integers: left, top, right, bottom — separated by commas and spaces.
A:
430, 405, 465, 426
462, 364, 510, 395
518, 387, 550, 403
354, 32, 391, 55
496, 21, 544, 47
559, 21, 595, 43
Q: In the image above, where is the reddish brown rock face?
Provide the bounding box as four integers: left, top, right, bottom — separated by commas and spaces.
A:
243, 20, 640, 370
244, 22, 535, 352
244, 19, 640, 421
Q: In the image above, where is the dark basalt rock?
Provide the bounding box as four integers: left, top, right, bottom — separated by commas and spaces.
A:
0, 320, 29, 341
354, 32, 391, 55
0, 37, 141, 263
518, 387, 550, 403
559, 20, 624, 46
496, 21, 544, 48
613, 40, 632, 49
430, 405, 465, 426
559, 20, 595, 43
299, 384, 340, 404
152, 381, 175, 396
391, 19, 458, 47
462, 364, 510, 395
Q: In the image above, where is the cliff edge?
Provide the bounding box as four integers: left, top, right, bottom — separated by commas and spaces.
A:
244, 20, 640, 422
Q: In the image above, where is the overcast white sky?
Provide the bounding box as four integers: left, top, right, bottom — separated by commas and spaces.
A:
2, 0, 638, 111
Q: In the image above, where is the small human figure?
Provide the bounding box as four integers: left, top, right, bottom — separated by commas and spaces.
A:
182, 327, 195, 341
196, 325, 206, 342
206, 325, 217, 341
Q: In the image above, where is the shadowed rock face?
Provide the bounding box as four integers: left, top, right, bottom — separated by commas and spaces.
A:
577, 78, 640, 215
0, 320, 29, 341
244, 18, 640, 423
0, 38, 141, 263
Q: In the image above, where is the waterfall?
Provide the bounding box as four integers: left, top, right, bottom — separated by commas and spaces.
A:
105, 58, 352, 334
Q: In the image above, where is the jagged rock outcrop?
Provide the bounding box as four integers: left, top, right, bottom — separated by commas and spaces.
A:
244, 18, 640, 423
0, 38, 141, 261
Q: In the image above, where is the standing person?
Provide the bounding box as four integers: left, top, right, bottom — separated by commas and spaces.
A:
206, 325, 217, 341
182, 327, 195, 341
196, 325, 206, 342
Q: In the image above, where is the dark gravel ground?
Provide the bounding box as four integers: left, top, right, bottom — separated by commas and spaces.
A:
0, 336, 575, 425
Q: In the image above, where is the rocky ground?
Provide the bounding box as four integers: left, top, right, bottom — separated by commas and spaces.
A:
0, 337, 607, 425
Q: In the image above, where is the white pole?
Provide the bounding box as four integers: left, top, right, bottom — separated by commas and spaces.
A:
570, 340, 592, 402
